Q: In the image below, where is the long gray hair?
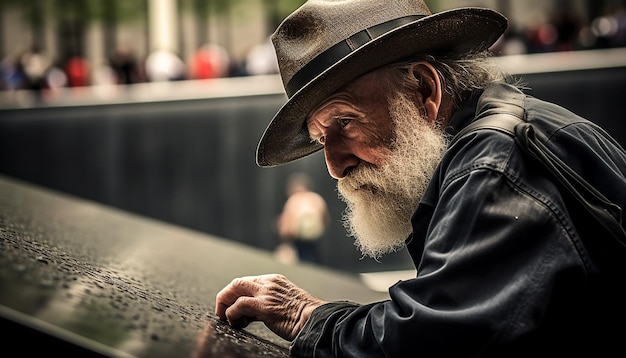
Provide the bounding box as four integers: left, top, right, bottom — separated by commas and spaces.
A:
385, 50, 520, 108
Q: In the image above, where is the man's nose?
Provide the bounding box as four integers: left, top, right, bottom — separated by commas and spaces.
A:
323, 136, 358, 179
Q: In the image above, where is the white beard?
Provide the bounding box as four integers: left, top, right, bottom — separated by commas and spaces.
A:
337, 91, 449, 259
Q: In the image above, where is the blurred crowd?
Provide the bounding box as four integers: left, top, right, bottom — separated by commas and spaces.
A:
493, 4, 626, 55
0, 39, 278, 96
1, 4, 624, 94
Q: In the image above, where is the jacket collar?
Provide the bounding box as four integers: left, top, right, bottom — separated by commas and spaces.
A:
445, 82, 524, 139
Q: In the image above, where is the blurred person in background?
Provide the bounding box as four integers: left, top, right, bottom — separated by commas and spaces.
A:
64, 54, 91, 87
1, 52, 26, 91
19, 45, 52, 99
145, 48, 186, 82
188, 43, 231, 79
275, 172, 329, 265
245, 38, 280, 76
216, 0, 626, 356
110, 45, 142, 85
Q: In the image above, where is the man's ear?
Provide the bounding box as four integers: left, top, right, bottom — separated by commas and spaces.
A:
409, 62, 442, 125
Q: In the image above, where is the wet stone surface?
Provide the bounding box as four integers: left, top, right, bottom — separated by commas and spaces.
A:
0, 177, 293, 357
0, 175, 389, 357
0, 226, 289, 358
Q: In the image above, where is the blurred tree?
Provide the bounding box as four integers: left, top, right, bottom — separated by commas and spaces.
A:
0, 0, 148, 58
56, 0, 148, 58
262, 0, 307, 30
180, 0, 241, 50
0, 0, 306, 57
178, 0, 304, 62
0, 0, 46, 50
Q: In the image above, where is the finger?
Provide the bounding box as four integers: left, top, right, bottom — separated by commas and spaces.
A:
230, 316, 254, 329
225, 296, 262, 326
215, 278, 263, 319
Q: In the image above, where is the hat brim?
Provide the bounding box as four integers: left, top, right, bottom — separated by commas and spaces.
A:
256, 7, 507, 167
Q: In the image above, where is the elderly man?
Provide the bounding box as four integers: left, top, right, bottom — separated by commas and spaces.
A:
216, 0, 626, 356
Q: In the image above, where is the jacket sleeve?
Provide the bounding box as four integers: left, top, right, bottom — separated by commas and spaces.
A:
290, 139, 585, 357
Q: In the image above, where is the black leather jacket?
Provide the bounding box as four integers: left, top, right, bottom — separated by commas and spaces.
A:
291, 83, 626, 357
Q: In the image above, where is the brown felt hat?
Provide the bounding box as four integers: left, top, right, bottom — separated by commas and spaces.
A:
256, 0, 507, 167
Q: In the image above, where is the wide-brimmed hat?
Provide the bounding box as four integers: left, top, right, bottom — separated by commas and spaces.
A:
256, 0, 507, 167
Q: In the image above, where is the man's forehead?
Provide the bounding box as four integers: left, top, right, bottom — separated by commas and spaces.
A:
305, 96, 359, 132
309, 69, 389, 116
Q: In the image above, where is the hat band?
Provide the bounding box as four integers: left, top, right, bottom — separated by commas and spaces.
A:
285, 14, 425, 98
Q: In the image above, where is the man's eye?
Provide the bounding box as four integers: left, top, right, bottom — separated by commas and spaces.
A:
338, 117, 351, 127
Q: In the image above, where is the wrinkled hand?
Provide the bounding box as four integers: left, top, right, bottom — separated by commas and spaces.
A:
215, 274, 327, 341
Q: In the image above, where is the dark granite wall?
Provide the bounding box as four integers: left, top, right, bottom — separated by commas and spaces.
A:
0, 66, 624, 274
